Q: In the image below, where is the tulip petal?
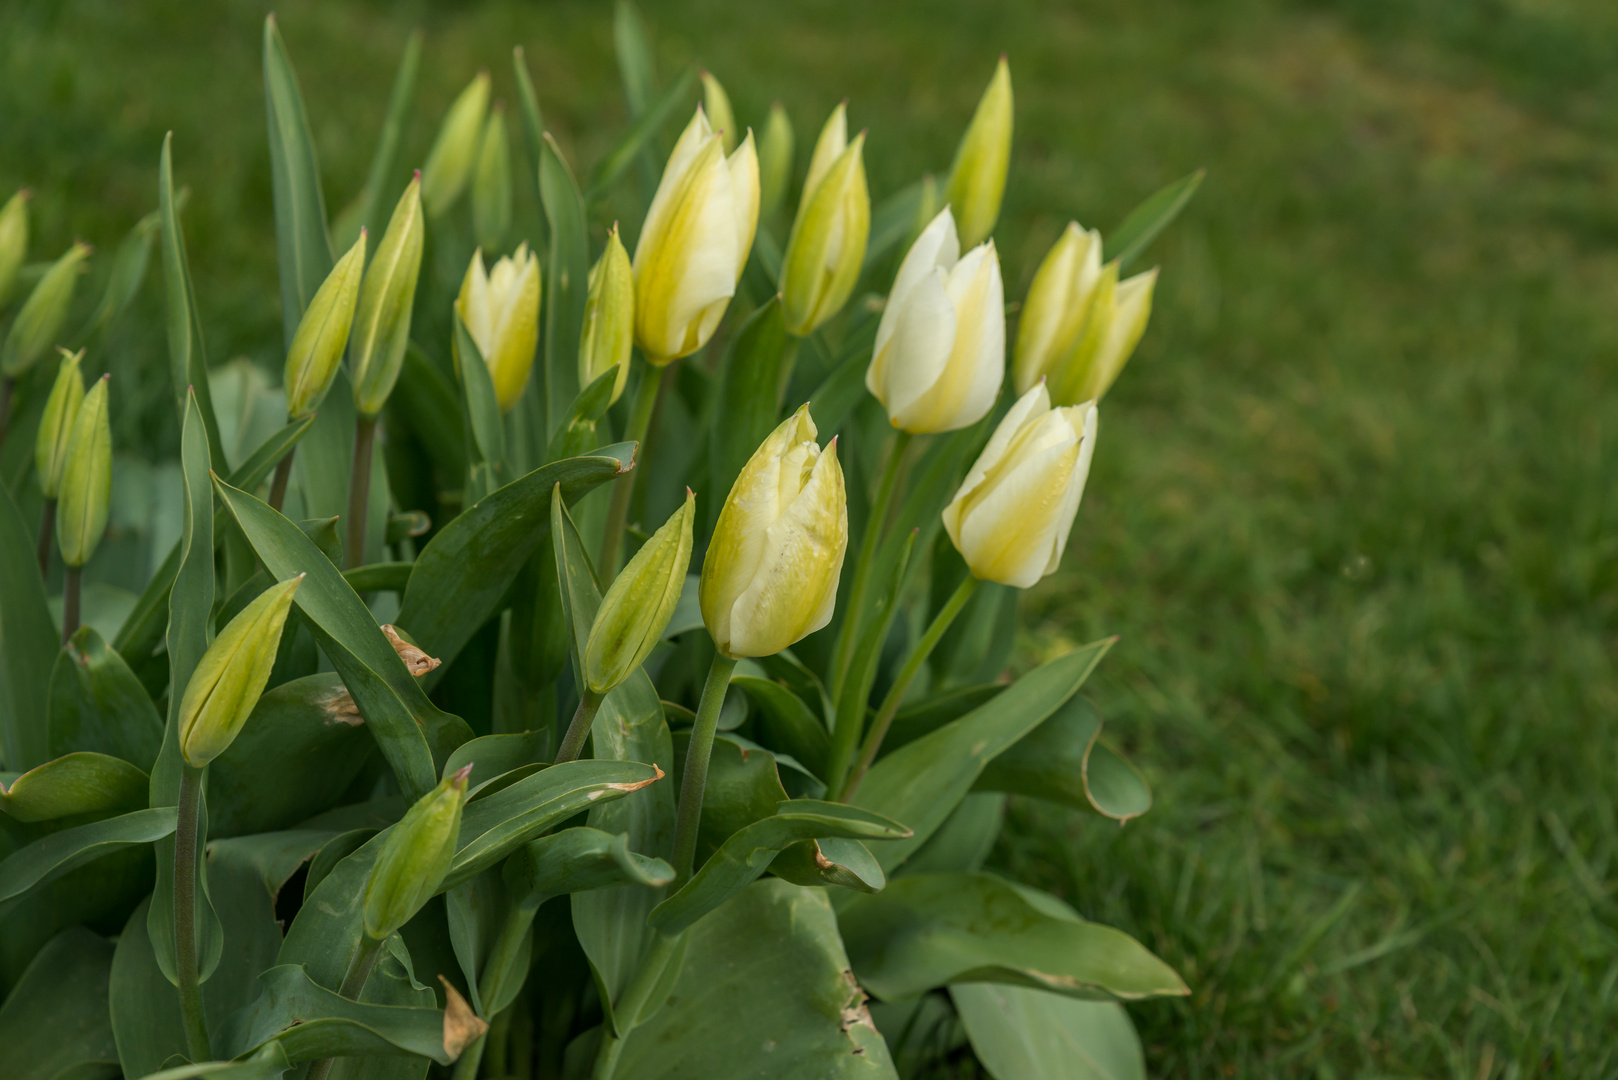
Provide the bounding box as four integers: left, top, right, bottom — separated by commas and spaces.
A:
727, 132, 761, 280
873, 208, 959, 364
896, 241, 1003, 432
956, 438, 1081, 588
869, 266, 955, 427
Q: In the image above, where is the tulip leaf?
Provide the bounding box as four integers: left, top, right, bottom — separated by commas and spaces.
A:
673, 731, 790, 861
974, 697, 1152, 822
587, 66, 698, 199
806, 346, 874, 443
506, 828, 673, 906
395, 444, 632, 681
443, 731, 549, 791
263, 14, 334, 348
612, 0, 658, 118
0, 806, 175, 920
839, 872, 1188, 1004
47, 627, 164, 770
354, 30, 422, 245
109, 897, 189, 1076
512, 46, 548, 250
1104, 168, 1205, 271
390, 344, 468, 479
453, 309, 507, 491
544, 366, 619, 465
849, 641, 1111, 871
708, 297, 789, 532
612, 879, 898, 1079
540, 133, 588, 440
213, 474, 455, 799
203, 834, 313, 1032
159, 134, 228, 468
903, 792, 1005, 877
0, 752, 148, 823
0, 926, 119, 1080
648, 800, 910, 936
951, 984, 1146, 1080
882, 684, 1002, 757
864, 179, 926, 271
132, 1045, 292, 1080
72, 205, 160, 347
342, 560, 414, 594
0, 483, 56, 773
774, 835, 886, 893
551, 486, 601, 693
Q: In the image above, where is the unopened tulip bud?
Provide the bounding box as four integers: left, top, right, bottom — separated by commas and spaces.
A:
1046, 263, 1158, 406
363, 765, 471, 940
586, 490, 695, 693
178, 575, 303, 766
455, 243, 541, 413
422, 72, 491, 217
758, 103, 794, 219
1012, 221, 1103, 396
867, 208, 1004, 433
2, 241, 90, 378
35, 349, 84, 499
56, 374, 110, 568
942, 382, 1097, 588
471, 105, 513, 252
0, 189, 29, 307
578, 225, 634, 407
285, 230, 366, 420
633, 107, 760, 365
944, 56, 1013, 249
700, 71, 737, 155
701, 406, 847, 658
780, 105, 869, 337
351, 175, 425, 418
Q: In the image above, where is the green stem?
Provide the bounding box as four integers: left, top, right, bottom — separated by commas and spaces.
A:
61, 564, 81, 646
589, 931, 681, 1080
267, 447, 295, 513
553, 689, 604, 765
345, 415, 378, 570
306, 934, 388, 1080
599, 362, 671, 576
0, 375, 14, 452
840, 575, 978, 802
671, 651, 739, 882
454, 901, 541, 1080
36, 498, 54, 577
173, 764, 210, 1062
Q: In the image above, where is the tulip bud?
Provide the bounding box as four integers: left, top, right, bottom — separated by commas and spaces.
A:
56, 374, 110, 568
285, 229, 366, 420
632, 107, 760, 365
1046, 263, 1158, 406
351, 175, 425, 418
780, 105, 869, 337
758, 103, 794, 219
471, 105, 513, 252
1012, 221, 1103, 396
578, 225, 634, 407
942, 382, 1097, 588
455, 243, 541, 413
944, 56, 1013, 249
0, 189, 29, 308
177, 575, 303, 766
35, 349, 84, 499
701, 405, 847, 658
363, 765, 471, 941
867, 208, 1004, 434
700, 71, 737, 155
2, 241, 90, 378
421, 72, 491, 218
586, 490, 695, 694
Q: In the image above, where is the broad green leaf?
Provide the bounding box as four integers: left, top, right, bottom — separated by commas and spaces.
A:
614, 879, 898, 1079
881, 684, 1001, 757
539, 135, 588, 440
707, 298, 789, 533
902, 792, 1004, 876
0, 807, 175, 920
512, 45, 546, 215
551, 487, 600, 693
672, 731, 788, 859
354, 30, 422, 245
771, 835, 886, 894
648, 801, 910, 936
507, 828, 673, 905
443, 731, 548, 791
1103, 168, 1205, 270
132, 1044, 292, 1080
612, 0, 657, 118
204, 833, 313, 1032
0, 752, 147, 823
263, 14, 334, 348
804, 345, 871, 439
974, 697, 1151, 822
453, 310, 507, 503
953, 984, 1144, 1080
0, 926, 119, 1080
47, 627, 163, 769
851, 642, 1111, 871
839, 873, 1187, 1003
109, 898, 188, 1077
544, 367, 618, 465
587, 66, 697, 198
302, 827, 378, 902
0, 483, 56, 772
342, 560, 413, 594
159, 134, 228, 468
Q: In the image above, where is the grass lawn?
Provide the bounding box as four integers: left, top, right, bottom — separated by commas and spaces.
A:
4, 0, 1616, 1075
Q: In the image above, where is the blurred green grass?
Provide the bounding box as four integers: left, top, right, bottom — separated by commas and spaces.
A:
4, 0, 1617, 1075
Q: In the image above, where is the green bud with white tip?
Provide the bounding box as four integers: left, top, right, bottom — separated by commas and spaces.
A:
56, 373, 110, 568
578, 225, 634, 408
585, 489, 695, 694
0, 189, 30, 308
177, 575, 303, 767
944, 56, 1013, 249
3, 241, 90, 378
35, 348, 85, 499
422, 72, 491, 217
363, 765, 472, 940
285, 229, 366, 420
471, 104, 513, 252
758, 103, 794, 220
351, 175, 425, 418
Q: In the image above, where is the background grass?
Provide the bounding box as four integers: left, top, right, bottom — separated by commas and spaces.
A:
4, 0, 1617, 1075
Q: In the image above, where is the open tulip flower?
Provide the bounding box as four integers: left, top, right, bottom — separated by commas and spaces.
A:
456, 243, 542, 412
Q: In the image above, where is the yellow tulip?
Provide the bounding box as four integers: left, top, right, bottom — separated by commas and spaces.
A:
1012, 221, 1103, 395
944, 56, 1013, 249
1047, 263, 1158, 406
456, 243, 541, 413
779, 104, 869, 337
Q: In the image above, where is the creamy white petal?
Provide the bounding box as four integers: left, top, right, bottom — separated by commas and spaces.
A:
869, 266, 955, 424
633, 107, 714, 272
873, 207, 959, 363
803, 103, 848, 202
726, 132, 760, 278
957, 438, 1081, 588
1043, 403, 1097, 577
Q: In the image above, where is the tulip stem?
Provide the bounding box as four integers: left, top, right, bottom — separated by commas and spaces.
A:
0, 375, 13, 452
346, 415, 378, 570
589, 930, 682, 1080
306, 933, 388, 1080
599, 362, 670, 576
454, 900, 540, 1080
671, 651, 739, 883
553, 689, 604, 765
840, 574, 978, 802
37, 498, 55, 577
173, 764, 211, 1063
267, 448, 295, 513
61, 564, 81, 646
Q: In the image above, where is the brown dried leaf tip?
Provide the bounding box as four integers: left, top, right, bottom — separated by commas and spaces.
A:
383, 624, 442, 677
439, 976, 488, 1058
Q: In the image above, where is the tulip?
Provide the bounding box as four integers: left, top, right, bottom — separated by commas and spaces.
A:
363, 765, 471, 941
867, 208, 1004, 434
701, 404, 847, 658
942, 382, 1098, 588
35, 349, 84, 499
472, 105, 513, 252
1012, 221, 1103, 396
758, 102, 794, 219
56, 374, 111, 568
1046, 263, 1158, 406
351, 176, 425, 418
455, 244, 541, 413
632, 106, 760, 365
779, 104, 869, 337
586, 490, 695, 694
177, 575, 303, 767
285, 229, 366, 420
700, 71, 737, 154
421, 72, 491, 217
578, 225, 634, 407
2, 241, 90, 378
0, 189, 28, 308
944, 56, 1013, 249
